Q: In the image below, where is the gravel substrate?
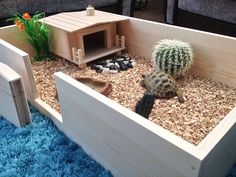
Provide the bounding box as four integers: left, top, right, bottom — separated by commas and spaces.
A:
31, 55, 236, 145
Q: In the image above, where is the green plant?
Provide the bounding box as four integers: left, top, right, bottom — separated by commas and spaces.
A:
10, 12, 50, 61
152, 39, 194, 78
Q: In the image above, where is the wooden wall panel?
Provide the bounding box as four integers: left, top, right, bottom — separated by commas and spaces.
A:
0, 25, 35, 56
0, 62, 31, 127
118, 19, 236, 88
0, 39, 38, 103
54, 72, 201, 177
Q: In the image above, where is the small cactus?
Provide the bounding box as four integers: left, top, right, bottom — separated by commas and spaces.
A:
152, 39, 194, 78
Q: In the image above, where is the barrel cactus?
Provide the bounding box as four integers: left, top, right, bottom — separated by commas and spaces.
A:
152, 39, 194, 78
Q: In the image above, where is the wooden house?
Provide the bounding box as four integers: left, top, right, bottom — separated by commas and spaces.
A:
40, 8, 128, 68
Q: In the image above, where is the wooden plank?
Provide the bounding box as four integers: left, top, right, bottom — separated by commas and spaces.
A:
54, 72, 201, 177
59, 13, 95, 25
0, 25, 35, 56
52, 14, 89, 28
49, 28, 71, 60
40, 10, 129, 32
67, 32, 78, 60
0, 62, 31, 127
0, 39, 38, 103
197, 107, 236, 177
82, 47, 125, 64
118, 18, 236, 88
41, 17, 76, 32
33, 98, 63, 125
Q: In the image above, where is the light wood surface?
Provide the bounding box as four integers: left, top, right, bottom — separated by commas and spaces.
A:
0, 25, 35, 56
40, 10, 128, 33
54, 72, 200, 177
49, 27, 71, 59
0, 62, 31, 127
118, 18, 236, 88
197, 107, 236, 177
0, 39, 38, 103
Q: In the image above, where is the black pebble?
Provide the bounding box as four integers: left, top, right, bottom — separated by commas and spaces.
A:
90, 64, 98, 70
127, 63, 133, 68
96, 60, 107, 65
95, 68, 102, 73
119, 63, 128, 71
109, 65, 116, 70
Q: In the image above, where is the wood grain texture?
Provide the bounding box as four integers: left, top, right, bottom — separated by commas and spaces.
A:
118, 18, 236, 88
0, 39, 38, 103
0, 25, 35, 56
0, 62, 31, 127
197, 107, 236, 177
54, 72, 200, 177
40, 10, 128, 32
49, 27, 71, 60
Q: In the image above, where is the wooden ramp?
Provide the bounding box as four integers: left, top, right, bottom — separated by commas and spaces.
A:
0, 62, 31, 127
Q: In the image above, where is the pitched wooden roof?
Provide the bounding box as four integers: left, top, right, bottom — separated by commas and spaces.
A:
40, 10, 129, 32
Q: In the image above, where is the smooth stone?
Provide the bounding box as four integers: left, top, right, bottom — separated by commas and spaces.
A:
95, 68, 102, 73
130, 59, 136, 63
119, 63, 128, 71
108, 65, 116, 70
116, 58, 124, 61
96, 65, 104, 69
106, 59, 112, 63
131, 62, 136, 66
123, 60, 129, 65
101, 68, 110, 73
127, 63, 133, 68
106, 63, 115, 67
115, 62, 120, 68
109, 70, 118, 74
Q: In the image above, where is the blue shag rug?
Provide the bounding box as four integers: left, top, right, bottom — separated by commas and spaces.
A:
0, 106, 112, 177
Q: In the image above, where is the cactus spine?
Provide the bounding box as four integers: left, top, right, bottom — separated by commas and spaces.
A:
152, 39, 194, 78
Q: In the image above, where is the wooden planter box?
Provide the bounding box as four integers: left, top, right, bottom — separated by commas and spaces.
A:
1, 13, 236, 177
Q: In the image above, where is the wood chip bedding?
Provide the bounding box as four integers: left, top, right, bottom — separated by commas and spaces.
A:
31, 55, 236, 145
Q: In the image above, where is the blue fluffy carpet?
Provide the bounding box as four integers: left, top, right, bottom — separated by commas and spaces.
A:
0, 106, 112, 177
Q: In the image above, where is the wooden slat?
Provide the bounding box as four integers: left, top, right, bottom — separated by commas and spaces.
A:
40, 10, 129, 32
41, 17, 76, 32
82, 47, 125, 64
57, 13, 92, 26
50, 15, 88, 29
197, 107, 236, 177
0, 39, 38, 103
0, 25, 35, 56
0, 62, 31, 127
49, 28, 71, 59
54, 72, 201, 177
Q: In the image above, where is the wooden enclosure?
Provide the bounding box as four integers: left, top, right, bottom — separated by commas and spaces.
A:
1, 13, 236, 177
40, 10, 128, 68
0, 62, 31, 127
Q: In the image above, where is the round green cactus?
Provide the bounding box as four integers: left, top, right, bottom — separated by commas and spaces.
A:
152, 39, 194, 77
